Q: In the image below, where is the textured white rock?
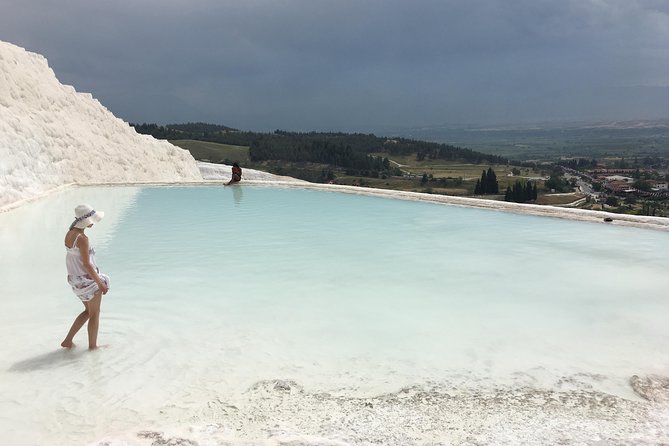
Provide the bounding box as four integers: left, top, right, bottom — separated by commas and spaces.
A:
0, 40, 202, 209
631, 375, 669, 403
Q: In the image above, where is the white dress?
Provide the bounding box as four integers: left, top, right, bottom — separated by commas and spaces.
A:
65, 234, 110, 301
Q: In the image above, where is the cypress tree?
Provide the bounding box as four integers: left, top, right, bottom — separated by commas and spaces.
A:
486, 167, 498, 194
504, 180, 537, 203
512, 181, 522, 202
479, 170, 488, 194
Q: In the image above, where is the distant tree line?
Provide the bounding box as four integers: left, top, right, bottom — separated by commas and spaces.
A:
474, 168, 499, 194
557, 158, 598, 170
131, 123, 508, 177
420, 174, 465, 188
266, 165, 337, 183
252, 137, 395, 177
131, 122, 238, 139
505, 181, 538, 203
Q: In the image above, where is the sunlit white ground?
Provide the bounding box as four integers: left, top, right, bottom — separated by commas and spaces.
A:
1, 185, 668, 445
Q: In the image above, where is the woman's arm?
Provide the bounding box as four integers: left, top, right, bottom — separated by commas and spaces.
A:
77, 235, 109, 294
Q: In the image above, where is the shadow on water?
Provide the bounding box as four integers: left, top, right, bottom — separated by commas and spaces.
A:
7, 348, 87, 372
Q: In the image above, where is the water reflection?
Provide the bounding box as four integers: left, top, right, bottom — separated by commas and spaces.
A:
231, 184, 243, 205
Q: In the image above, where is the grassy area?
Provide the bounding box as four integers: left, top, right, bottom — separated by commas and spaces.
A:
253, 153, 550, 199
382, 154, 544, 181
382, 154, 547, 191
170, 139, 250, 164
536, 193, 586, 205
333, 174, 471, 195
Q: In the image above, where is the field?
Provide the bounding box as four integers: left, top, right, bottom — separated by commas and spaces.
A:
381, 154, 544, 180
170, 139, 250, 164
535, 193, 586, 206
329, 154, 551, 198
333, 174, 471, 195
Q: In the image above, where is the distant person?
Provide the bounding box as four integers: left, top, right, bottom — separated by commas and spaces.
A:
61, 204, 110, 350
226, 163, 242, 185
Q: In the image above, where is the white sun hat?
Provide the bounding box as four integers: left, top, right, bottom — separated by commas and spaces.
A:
72, 204, 104, 229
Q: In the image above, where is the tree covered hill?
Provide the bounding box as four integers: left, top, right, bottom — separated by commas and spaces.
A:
131, 123, 508, 173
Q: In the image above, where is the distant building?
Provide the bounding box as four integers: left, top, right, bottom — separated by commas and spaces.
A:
604, 180, 636, 194
604, 175, 634, 183
650, 181, 668, 191
590, 168, 637, 174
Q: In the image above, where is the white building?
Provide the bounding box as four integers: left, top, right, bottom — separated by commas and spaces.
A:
651, 181, 668, 191
604, 175, 635, 183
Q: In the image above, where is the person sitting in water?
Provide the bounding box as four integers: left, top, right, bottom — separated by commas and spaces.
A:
226, 163, 242, 185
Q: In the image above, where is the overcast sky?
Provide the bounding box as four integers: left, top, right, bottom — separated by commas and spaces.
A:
2, 0, 668, 131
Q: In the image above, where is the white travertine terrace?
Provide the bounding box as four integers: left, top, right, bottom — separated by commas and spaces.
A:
0, 40, 201, 209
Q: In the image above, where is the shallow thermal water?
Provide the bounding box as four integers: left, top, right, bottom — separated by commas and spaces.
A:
0, 185, 668, 445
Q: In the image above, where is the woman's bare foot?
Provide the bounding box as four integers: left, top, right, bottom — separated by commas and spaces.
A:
61, 340, 75, 348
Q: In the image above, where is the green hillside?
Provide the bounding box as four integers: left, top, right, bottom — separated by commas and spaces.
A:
169, 139, 250, 164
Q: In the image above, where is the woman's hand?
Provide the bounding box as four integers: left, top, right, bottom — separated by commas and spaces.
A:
97, 281, 109, 295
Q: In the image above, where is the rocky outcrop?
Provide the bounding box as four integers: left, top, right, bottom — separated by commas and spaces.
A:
630, 374, 669, 402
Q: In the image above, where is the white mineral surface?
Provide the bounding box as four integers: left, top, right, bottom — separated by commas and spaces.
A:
0, 40, 201, 210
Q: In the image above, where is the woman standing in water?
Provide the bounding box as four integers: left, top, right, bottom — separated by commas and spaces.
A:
61, 204, 110, 350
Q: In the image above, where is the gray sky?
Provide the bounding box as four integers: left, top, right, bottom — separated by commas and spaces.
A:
2, 0, 668, 131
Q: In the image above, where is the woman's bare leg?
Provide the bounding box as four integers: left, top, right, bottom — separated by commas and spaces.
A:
86, 291, 103, 350
61, 302, 90, 348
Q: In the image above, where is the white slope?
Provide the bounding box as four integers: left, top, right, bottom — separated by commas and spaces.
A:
197, 161, 307, 183
0, 40, 202, 210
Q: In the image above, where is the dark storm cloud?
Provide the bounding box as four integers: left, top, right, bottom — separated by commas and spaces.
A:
1, 0, 668, 131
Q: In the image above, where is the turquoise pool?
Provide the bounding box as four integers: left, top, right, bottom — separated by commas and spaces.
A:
1, 185, 668, 445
